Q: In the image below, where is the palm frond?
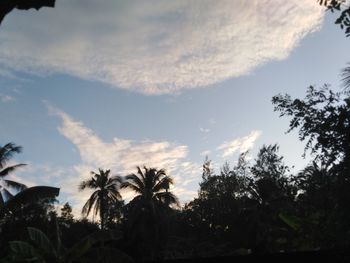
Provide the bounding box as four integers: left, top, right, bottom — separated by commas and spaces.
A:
156, 169, 167, 178
107, 175, 123, 186
152, 176, 173, 193
154, 191, 179, 207
106, 184, 122, 198
3, 186, 60, 211
79, 178, 96, 191
93, 197, 101, 216
121, 181, 142, 194
4, 179, 27, 191
108, 191, 122, 202
124, 174, 144, 191
81, 191, 99, 216
2, 188, 13, 201
0, 143, 22, 168
341, 63, 350, 91
0, 164, 27, 177
136, 166, 146, 181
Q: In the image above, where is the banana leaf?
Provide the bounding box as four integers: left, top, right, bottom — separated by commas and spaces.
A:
1, 186, 60, 213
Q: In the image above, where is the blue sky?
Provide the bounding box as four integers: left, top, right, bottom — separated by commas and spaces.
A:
0, 0, 349, 215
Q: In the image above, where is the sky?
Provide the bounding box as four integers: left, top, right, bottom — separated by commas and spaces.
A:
0, 0, 349, 216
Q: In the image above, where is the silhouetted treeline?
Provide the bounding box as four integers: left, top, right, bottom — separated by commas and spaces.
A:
2, 66, 350, 262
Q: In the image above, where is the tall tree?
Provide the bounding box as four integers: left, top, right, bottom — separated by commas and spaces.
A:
121, 166, 178, 261
249, 144, 297, 252
0, 143, 27, 205
272, 69, 350, 248
79, 169, 122, 230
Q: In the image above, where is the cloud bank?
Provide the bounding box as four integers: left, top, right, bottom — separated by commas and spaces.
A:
0, 0, 324, 94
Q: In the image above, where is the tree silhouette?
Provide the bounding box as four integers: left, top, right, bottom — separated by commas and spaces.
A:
0, 143, 27, 206
79, 169, 123, 230
122, 166, 178, 208
122, 166, 178, 260
60, 202, 74, 222
318, 0, 350, 36
272, 86, 350, 168
272, 71, 350, 249
0, 0, 55, 26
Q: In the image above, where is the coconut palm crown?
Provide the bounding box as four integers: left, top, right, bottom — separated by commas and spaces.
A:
122, 166, 178, 207
79, 168, 122, 229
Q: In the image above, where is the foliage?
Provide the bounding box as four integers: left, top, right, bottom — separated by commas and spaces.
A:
272, 86, 350, 168
122, 166, 178, 261
122, 166, 179, 208
0, 143, 27, 206
6, 224, 132, 263
318, 0, 350, 36
1, 186, 60, 216
79, 169, 123, 230
60, 202, 74, 222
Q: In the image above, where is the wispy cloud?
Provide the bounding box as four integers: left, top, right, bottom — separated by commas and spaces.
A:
217, 130, 262, 158
45, 103, 200, 214
0, 0, 324, 95
0, 93, 15, 102
47, 104, 188, 174
199, 127, 210, 133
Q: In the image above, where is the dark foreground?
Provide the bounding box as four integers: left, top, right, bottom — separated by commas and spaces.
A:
152, 249, 350, 263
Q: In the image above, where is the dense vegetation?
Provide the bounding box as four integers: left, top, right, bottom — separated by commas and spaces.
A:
1, 64, 350, 262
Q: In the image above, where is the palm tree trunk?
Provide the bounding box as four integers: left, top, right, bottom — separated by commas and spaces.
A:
100, 192, 106, 230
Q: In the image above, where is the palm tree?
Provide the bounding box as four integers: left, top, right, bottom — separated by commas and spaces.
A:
122, 166, 178, 260
79, 168, 122, 229
122, 166, 178, 208
0, 142, 27, 205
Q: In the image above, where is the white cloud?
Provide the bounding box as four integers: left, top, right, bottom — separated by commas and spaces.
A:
0, 93, 15, 102
48, 105, 188, 174
199, 127, 210, 133
217, 130, 262, 158
0, 0, 324, 94
45, 103, 200, 215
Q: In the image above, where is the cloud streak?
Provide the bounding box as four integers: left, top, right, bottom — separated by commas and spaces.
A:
0, 0, 324, 94
218, 130, 262, 158
0, 93, 15, 102
45, 103, 201, 212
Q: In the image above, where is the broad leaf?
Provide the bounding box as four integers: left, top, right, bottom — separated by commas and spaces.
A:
28, 227, 56, 257
279, 213, 301, 231
9, 241, 44, 262
2, 186, 59, 212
